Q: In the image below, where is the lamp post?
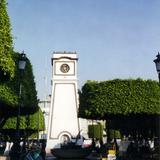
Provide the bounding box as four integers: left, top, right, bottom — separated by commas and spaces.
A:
153, 52, 160, 143
16, 52, 26, 140
10, 52, 26, 158
154, 52, 160, 82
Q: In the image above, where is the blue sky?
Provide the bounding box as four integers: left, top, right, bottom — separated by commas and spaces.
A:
7, 0, 160, 99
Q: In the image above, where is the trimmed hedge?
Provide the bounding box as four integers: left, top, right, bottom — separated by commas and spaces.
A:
2, 107, 45, 130
79, 79, 160, 119
2, 107, 45, 140
88, 123, 103, 139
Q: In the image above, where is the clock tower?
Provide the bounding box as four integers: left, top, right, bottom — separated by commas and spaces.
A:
46, 52, 80, 149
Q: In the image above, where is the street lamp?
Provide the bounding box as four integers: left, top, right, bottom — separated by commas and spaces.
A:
18, 52, 26, 71
153, 52, 160, 145
154, 52, 160, 82
10, 52, 26, 158
16, 51, 26, 140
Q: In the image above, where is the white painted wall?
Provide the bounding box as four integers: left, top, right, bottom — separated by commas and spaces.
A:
50, 83, 79, 139
46, 52, 80, 149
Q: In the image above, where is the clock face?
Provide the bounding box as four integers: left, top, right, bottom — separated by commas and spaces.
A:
60, 64, 70, 73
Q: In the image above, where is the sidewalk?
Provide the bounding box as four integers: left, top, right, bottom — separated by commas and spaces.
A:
45, 152, 56, 160
45, 156, 56, 160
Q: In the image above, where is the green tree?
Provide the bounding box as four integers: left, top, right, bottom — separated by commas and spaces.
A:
0, 0, 15, 80
79, 79, 160, 118
0, 0, 39, 140
0, 52, 38, 129
2, 107, 45, 140
79, 79, 160, 137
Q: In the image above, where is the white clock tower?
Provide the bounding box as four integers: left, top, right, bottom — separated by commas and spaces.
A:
46, 51, 80, 149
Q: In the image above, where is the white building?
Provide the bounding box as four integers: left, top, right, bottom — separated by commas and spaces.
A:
39, 96, 51, 139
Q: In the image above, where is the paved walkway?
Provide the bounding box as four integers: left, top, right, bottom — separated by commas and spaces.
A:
45, 152, 56, 160
45, 157, 56, 160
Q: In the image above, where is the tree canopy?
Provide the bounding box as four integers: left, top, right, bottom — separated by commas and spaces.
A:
2, 107, 44, 130
0, 52, 38, 118
0, 0, 15, 79
79, 79, 160, 137
2, 107, 45, 140
79, 79, 160, 119
0, 0, 44, 139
